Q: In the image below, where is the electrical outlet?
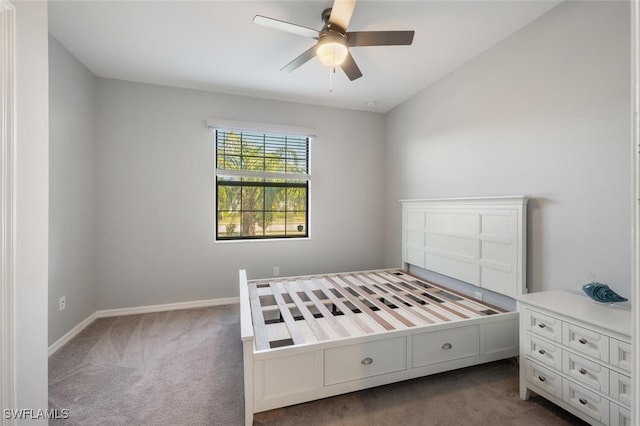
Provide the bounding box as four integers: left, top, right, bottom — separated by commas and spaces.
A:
474, 291, 483, 301
59, 296, 66, 311
273, 266, 280, 276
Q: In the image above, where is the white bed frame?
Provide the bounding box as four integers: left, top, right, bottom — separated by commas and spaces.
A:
240, 196, 528, 425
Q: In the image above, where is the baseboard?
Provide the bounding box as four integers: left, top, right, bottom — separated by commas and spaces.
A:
48, 297, 240, 357
48, 311, 99, 357
95, 297, 240, 318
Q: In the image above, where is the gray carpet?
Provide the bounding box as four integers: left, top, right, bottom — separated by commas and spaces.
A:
49, 304, 588, 425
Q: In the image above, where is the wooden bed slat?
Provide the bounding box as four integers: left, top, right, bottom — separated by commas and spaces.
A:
367, 275, 453, 322
337, 274, 417, 328
311, 278, 378, 334
411, 276, 506, 315
366, 272, 464, 322
247, 284, 271, 351
381, 271, 505, 314
346, 274, 435, 326
269, 282, 306, 346
330, 275, 410, 330
360, 273, 448, 324
372, 272, 473, 320
278, 280, 330, 342
396, 275, 486, 318
325, 277, 395, 330
297, 280, 350, 338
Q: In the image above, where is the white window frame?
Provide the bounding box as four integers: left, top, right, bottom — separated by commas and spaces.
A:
208, 119, 317, 242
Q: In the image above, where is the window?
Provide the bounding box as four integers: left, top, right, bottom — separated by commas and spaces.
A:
215, 129, 310, 240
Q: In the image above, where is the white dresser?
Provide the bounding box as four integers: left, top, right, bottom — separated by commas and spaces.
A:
518, 290, 632, 426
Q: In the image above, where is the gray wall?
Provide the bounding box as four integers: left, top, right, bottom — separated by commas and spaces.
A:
384, 1, 632, 297
15, 0, 49, 413
48, 35, 98, 344
94, 79, 386, 309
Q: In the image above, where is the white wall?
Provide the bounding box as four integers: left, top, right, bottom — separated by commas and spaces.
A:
15, 0, 49, 414
384, 1, 632, 297
95, 79, 386, 309
48, 35, 97, 345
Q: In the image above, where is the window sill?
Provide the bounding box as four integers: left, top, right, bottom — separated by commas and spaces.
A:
214, 237, 311, 244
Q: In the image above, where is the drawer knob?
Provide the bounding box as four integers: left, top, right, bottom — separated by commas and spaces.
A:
538, 323, 546, 329
579, 368, 587, 375
578, 338, 588, 344
442, 343, 452, 350
538, 349, 546, 355
578, 398, 588, 405
361, 357, 373, 365
538, 376, 546, 382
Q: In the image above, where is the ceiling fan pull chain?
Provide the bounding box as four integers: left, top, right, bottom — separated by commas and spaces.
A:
329, 66, 334, 93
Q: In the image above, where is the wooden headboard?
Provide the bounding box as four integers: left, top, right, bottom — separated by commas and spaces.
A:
401, 196, 528, 299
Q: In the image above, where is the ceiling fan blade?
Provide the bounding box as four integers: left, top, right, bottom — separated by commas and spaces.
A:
253, 15, 319, 39
340, 51, 362, 81
281, 46, 318, 73
347, 31, 415, 47
328, 0, 357, 31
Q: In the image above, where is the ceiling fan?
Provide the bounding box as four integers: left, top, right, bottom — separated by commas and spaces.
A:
253, 0, 415, 81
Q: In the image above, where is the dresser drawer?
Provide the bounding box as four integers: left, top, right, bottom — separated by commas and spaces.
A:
562, 350, 609, 394
562, 378, 610, 424
412, 325, 479, 368
610, 402, 632, 426
610, 339, 632, 373
324, 337, 406, 386
524, 334, 561, 370
563, 322, 609, 362
524, 359, 562, 397
525, 309, 561, 342
610, 371, 632, 408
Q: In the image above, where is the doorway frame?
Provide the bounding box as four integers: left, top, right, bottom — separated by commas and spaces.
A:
0, 1, 16, 423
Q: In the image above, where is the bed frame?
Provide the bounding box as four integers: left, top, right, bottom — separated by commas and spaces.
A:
240, 196, 528, 425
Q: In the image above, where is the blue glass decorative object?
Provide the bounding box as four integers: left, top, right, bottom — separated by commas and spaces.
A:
582, 282, 628, 303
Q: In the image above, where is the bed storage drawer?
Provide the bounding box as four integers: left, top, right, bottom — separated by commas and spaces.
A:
324, 337, 407, 386
412, 325, 479, 368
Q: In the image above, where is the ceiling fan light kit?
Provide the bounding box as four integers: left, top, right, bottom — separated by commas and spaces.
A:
253, 0, 414, 84
316, 30, 348, 67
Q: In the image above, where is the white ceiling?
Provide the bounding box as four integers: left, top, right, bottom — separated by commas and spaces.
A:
48, 0, 562, 113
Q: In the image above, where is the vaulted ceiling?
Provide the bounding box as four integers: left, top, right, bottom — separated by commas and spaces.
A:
48, 1, 562, 113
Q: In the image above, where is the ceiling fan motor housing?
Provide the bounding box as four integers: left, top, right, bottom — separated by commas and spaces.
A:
321, 8, 334, 26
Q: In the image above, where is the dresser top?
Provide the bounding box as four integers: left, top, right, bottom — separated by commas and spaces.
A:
518, 290, 631, 338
